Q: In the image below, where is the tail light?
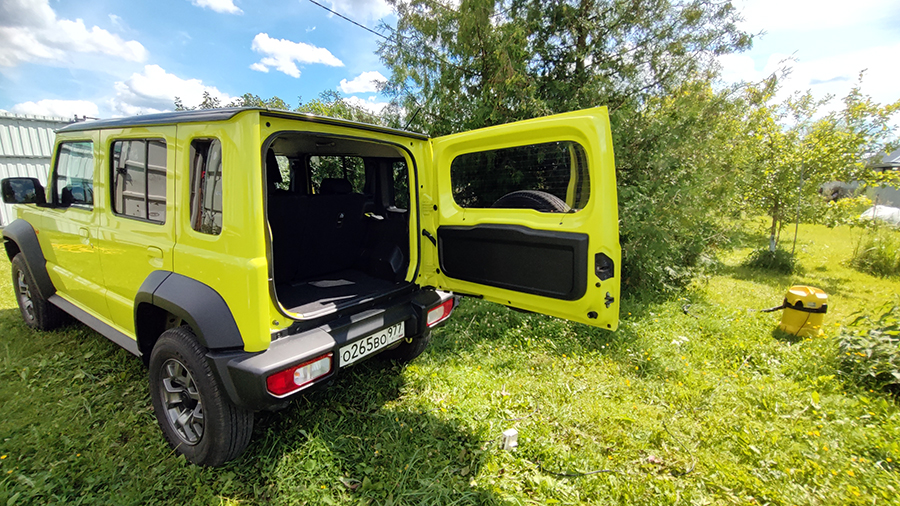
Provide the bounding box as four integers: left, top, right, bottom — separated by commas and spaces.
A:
426, 299, 455, 327
266, 353, 332, 396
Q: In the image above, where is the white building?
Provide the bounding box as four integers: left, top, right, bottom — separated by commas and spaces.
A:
0, 112, 74, 226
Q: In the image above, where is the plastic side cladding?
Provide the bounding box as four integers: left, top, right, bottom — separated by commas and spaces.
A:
2, 219, 55, 300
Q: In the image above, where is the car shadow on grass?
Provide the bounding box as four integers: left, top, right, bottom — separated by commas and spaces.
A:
237, 358, 502, 505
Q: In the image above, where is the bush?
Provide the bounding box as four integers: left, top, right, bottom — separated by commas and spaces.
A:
850, 230, 900, 278
742, 247, 797, 274
838, 303, 900, 396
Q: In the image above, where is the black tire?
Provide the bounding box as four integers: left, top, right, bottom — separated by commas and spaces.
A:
10, 253, 65, 330
378, 330, 432, 363
148, 326, 253, 467
491, 190, 571, 213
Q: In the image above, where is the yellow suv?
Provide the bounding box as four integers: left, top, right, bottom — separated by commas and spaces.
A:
1, 107, 620, 466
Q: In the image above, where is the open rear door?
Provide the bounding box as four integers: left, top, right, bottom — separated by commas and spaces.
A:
428, 107, 620, 329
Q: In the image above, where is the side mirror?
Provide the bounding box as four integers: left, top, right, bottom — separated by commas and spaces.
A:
1, 178, 46, 205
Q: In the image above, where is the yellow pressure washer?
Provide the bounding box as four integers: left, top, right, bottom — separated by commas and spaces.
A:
761, 286, 828, 337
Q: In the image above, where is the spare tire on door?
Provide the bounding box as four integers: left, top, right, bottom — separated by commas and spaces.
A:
491, 190, 570, 213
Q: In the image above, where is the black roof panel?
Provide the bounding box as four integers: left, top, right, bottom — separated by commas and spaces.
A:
56, 107, 429, 140
57, 108, 247, 132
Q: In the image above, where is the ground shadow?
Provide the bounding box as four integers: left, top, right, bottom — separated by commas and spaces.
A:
232, 358, 501, 504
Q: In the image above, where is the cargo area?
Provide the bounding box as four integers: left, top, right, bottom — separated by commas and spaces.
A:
264, 133, 414, 317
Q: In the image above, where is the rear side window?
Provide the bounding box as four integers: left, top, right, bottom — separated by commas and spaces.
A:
450, 141, 590, 213
55, 141, 94, 207
111, 139, 167, 223
189, 139, 223, 235
392, 160, 409, 210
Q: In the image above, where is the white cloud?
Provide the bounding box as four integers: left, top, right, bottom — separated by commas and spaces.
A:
249, 62, 269, 73
719, 42, 900, 114
326, 0, 392, 21
0, 0, 147, 67
11, 99, 99, 119
190, 0, 243, 15
344, 95, 389, 115
339, 71, 387, 94
109, 64, 234, 115
735, 0, 899, 33
250, 33, 343, 78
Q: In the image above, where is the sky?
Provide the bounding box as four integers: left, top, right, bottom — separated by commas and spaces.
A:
1, 0, 899, 121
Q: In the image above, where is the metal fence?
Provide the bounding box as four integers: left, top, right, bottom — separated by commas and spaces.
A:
0, 112, 74, 225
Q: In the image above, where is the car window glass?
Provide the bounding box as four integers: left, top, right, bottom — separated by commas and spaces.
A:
275, 155, 291, 190
449, 141, 590, 213
309, 155, 365, 193
189, 139, 223, 235
111, 139, 167, 223
55, 141, 94, 207
392, 160, 409, 210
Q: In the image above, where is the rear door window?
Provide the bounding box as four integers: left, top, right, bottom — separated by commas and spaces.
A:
110, 139, 167, 223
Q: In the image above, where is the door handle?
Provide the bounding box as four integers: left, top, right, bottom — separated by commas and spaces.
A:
79, 227, 92, 247
147, 246, 164, 268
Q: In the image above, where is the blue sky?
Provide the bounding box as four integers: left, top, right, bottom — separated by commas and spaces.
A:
1, 0, 898, 121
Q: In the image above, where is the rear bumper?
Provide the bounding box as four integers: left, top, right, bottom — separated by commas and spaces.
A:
206, 288, 454, 411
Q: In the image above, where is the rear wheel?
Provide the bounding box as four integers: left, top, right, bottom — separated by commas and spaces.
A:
149, 326, 253, 466
10, 253, 64, 330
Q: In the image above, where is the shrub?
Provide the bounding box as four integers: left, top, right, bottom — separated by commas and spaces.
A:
838, 303, 900, 396
850, 230, 900, 278
742, 247, 797, 274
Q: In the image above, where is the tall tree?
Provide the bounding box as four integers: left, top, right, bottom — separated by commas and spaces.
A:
379, 0, 751, 135
739, 78, 900, 251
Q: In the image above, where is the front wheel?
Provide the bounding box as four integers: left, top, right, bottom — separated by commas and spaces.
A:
148, 327, 253, 466
10, 253, 65, 330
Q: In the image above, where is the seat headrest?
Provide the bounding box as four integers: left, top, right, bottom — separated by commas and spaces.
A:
320, 178, 353, 195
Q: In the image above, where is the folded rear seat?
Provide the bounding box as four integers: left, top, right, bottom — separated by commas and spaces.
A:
281, 178, 367, 284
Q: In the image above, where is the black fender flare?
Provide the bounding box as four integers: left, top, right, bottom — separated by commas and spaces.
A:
134, 271, 244, 353
2, 219, 55, 300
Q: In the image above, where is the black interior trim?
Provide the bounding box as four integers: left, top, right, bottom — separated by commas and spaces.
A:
438, 225, 588, 300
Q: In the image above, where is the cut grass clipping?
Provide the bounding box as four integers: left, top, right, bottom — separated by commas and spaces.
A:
2, 222, 900, 505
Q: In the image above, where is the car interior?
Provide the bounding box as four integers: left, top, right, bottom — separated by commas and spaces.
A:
264, 134, 414, 317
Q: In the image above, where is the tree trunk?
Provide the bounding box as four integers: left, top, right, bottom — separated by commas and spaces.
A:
769, 205, 778, 252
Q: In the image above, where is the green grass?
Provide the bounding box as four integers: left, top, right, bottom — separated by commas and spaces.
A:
2, 223, 900, 504
850, 228, 900, 278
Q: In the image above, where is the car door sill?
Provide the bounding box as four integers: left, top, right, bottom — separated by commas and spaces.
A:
48, 295, 141, 357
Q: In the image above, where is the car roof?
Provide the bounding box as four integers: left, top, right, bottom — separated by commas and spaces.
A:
56, 107, 429, 140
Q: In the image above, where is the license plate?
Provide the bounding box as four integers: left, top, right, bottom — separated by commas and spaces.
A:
338, 322, 405, 367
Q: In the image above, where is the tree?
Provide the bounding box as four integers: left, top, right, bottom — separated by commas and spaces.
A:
172, 90, 387, 124
739, 76, 900, 252
378, 0, 751, 135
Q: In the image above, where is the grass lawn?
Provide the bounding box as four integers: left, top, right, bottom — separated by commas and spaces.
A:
2, 223, 899, 505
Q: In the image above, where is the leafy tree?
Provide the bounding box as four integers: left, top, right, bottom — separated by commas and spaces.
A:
738, 77, 900, 252
378, 0, 751, 135
174, 90, 385, 124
